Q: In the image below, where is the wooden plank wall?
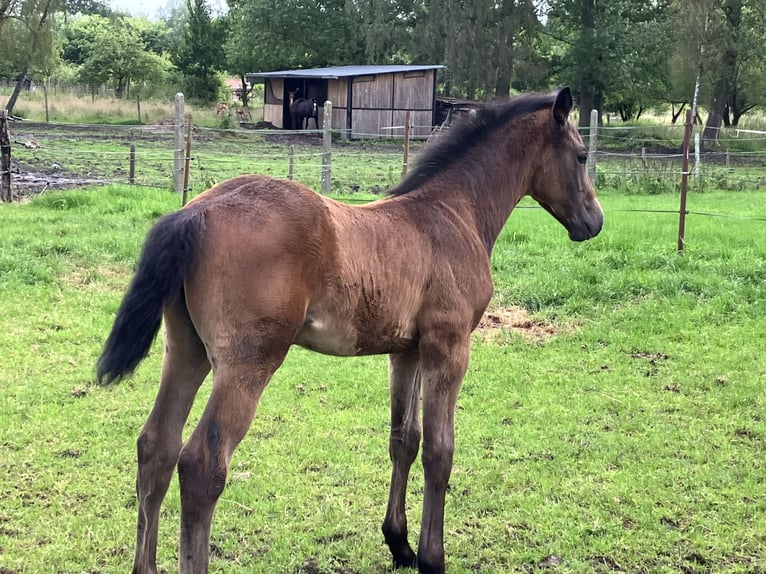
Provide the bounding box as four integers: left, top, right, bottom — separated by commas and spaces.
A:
263, 78, 284, 127
328, 79, 348, 135
350, 70, 435, 137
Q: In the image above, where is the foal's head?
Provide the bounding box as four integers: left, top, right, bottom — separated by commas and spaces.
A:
529, 88, 603, 241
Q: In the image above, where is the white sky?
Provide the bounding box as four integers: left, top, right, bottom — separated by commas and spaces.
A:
108, 0, 227, 19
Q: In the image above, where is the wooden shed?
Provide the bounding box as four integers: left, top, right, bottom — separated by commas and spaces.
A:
245, 64, 444, 138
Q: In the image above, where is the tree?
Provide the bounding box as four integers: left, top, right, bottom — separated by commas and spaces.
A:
345, 0, 416, 64
409, 0, 541, 100
64, 14, 172, 98
546, 0, 672, 125
224, 0, 362, 79
701, 0, 742, 145
172, 0, 225, 102
726, 3, 766, 125
685, 0, 766, 146
3, 0, 59, 114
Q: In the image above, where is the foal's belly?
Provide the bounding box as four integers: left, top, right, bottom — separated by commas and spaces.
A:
293, 309, 417, 356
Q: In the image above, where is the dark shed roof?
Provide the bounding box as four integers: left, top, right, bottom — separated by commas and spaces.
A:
247, 64, 444, 81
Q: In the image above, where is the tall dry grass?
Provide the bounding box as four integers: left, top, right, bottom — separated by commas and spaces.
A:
0, 87, 262, 127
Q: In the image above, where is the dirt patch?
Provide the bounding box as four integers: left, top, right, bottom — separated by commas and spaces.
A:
476, 306, 563, 342
7, 164, 106, 199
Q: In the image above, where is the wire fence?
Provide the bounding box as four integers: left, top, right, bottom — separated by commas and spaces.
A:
2, 117, 765, 228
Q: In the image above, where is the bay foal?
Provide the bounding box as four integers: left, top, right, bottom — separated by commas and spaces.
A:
98, 87, 603, 573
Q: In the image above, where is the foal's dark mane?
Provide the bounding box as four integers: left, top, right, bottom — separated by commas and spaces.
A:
389, 92, 557, 197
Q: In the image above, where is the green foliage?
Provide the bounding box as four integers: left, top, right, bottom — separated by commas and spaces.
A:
0, 0, 61, 80
547, 0, 673, 124
422, 0, 542, 99
172, 0, 225, 103
62, 14, 173, 98
224, 0, 363, 76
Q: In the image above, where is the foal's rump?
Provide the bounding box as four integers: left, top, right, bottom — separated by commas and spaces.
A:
97, 175, 326, 384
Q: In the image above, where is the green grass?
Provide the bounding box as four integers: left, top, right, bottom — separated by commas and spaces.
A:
0, 184, 765, 573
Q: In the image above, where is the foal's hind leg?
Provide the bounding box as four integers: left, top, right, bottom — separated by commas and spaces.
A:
133, 297, 210, 574
176, 333, 294, 573
382, 350, 421, 568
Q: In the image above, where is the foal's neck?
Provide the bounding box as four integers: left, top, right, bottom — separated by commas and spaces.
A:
426, 131, 539, 254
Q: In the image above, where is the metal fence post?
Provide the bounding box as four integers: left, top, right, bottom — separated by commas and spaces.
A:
182, 113, 193, 206
677, 109, 693, 253
173, 93, 184, 193
322, 101, 332, 194
587, 109, 598, 184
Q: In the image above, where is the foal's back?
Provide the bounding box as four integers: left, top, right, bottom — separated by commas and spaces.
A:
184, 174, 492, 359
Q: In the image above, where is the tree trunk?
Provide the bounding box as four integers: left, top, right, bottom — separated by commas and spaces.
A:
702, 81, 727, 147
578, 89, 595, 127
494, 73, 511, 100
671, 103, 686, 124
5, 63, 29, 115
238, 74, 249, 107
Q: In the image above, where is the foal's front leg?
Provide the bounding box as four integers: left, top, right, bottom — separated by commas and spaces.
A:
417, 334, 471, 574
382, 350, 422, 568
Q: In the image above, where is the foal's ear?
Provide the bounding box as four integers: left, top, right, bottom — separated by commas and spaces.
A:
552, 87, 573, 126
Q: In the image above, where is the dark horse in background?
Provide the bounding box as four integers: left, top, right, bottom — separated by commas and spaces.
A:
98, 88, 603, 574
291, 97, 318, 130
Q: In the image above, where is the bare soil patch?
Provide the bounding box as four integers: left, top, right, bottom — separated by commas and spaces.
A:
476, 306, 564, 342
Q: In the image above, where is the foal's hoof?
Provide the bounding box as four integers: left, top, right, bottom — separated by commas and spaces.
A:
392, 546, 417, 569
417, 558, 445, 574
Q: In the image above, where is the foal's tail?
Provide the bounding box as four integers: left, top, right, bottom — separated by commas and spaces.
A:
97, 208, 205, 385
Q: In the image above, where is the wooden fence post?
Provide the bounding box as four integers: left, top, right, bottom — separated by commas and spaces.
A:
43, 82, 50, 123
0, 109, 12, 202
587, 109, 598, 183
288, 144, 295, 180
129, 144, 136, 184
173, 93, 184, 193
677, 109, 693, 253
321, 101, 332, 194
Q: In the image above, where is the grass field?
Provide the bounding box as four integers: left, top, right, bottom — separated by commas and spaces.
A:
0, 182, 765, 574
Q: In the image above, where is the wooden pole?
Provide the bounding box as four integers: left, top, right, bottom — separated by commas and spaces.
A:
677, 109, 693, 253
321, 101, 332, 194
587, 109, 598, 183
402, 110, 411, 178
0, 109, 12, 202
182, 113, 193, 206
129, 144, 136, 184
288, 144, 294, 180
173, 93, 184, 193
136, 94, 142, 124
43, 82, 49, 123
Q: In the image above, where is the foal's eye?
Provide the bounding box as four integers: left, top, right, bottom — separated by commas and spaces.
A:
577, 153, 587, 165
